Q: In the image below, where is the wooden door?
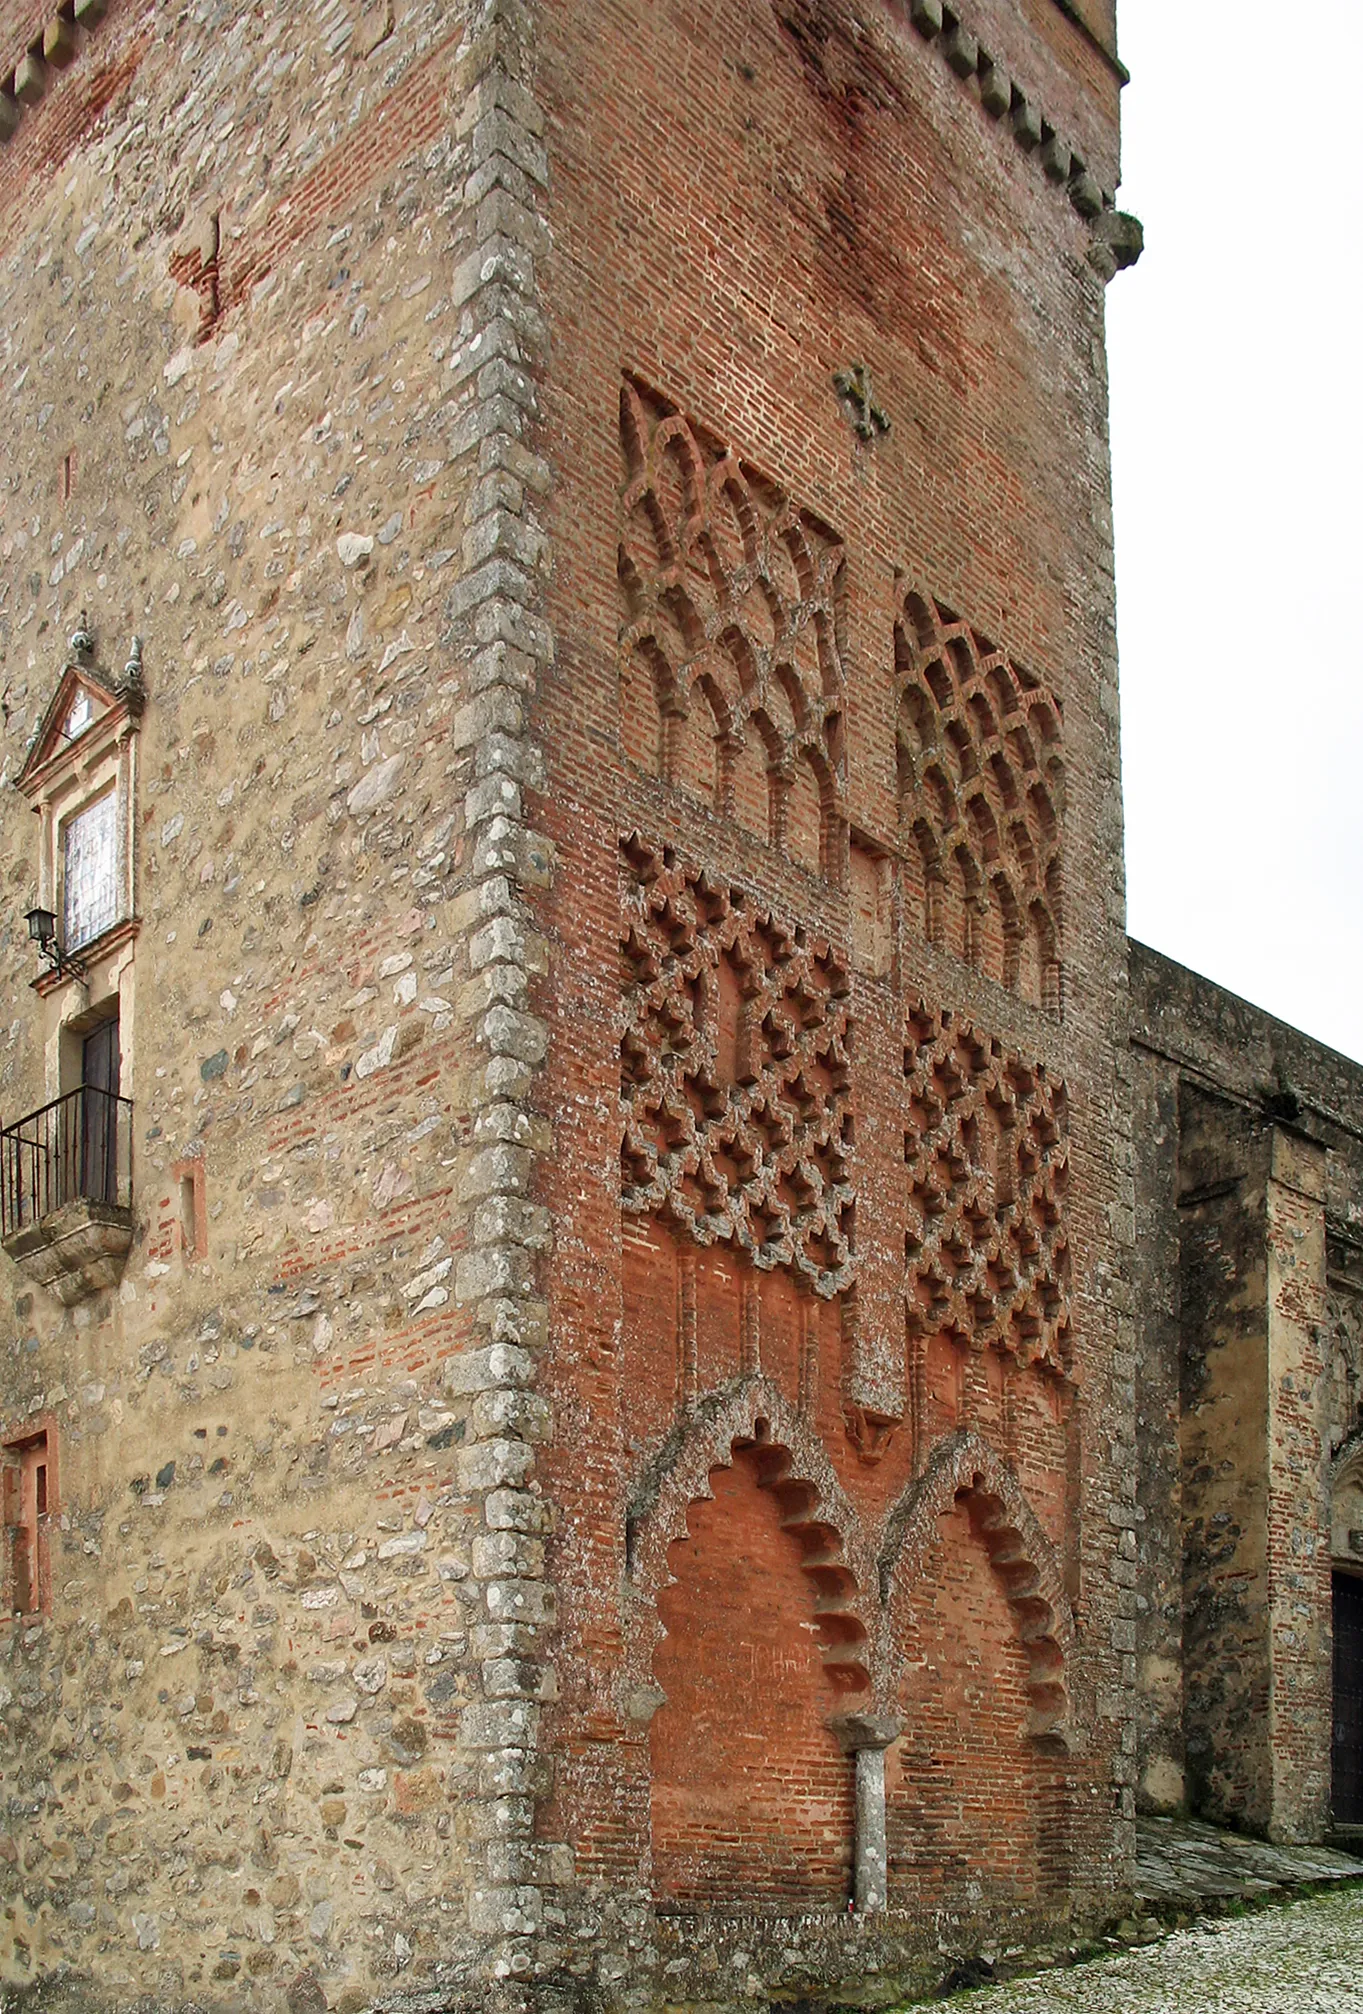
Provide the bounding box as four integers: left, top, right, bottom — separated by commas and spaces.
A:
80, 1015, 120, 1206
1332, 1572, 1363, 1824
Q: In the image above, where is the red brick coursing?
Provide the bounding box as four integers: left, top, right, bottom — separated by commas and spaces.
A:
530, 0, 1135, 1982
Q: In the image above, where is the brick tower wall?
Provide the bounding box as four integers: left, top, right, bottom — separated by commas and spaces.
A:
526, 0, 1137, 2000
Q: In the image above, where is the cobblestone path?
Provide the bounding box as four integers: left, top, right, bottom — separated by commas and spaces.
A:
944, 1888, 1363, 2012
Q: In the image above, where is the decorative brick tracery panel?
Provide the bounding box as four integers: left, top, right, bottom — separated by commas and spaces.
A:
621, 836, 854, 1297
903, 1003, 1070, 1372
619, 374, 846, 878
895, 586, 1064, 1009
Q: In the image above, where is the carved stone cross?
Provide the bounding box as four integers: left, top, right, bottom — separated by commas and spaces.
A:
833, 362, 890, 441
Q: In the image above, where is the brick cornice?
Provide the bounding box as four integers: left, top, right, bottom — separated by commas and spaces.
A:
906, 0, 1141, 277
1043, 0, 1128, 85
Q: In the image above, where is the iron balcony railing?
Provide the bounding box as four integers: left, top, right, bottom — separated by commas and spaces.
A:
0, 1085, 133, 1241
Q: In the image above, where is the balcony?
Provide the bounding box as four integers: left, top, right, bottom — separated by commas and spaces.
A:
1, 1086, 134, 1304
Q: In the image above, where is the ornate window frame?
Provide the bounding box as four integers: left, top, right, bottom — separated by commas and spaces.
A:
13, 634, 144, 1088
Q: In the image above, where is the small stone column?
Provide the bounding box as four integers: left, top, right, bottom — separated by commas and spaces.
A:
831, 1711, 903, 1913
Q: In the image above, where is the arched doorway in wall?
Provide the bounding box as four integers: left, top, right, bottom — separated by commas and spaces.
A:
1334, 1573, 1363, 1828
880, 1437, 1074, 1914
648, 1430, 869, 1909
889, 1490, 1044, 1910
1331, 1451, 1363, 1830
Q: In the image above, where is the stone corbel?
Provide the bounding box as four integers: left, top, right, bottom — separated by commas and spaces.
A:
1089, 209, 1144, 282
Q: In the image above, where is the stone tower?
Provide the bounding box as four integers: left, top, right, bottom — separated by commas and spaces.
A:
0, 0, 1140, 2007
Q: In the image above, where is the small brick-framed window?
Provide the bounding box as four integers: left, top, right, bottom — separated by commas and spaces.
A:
3, 1421, 57, 1620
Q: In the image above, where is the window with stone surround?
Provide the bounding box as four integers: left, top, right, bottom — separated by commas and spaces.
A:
16, 634, 144, 975
62, 787, 120, 952
0, 635, 144, 1305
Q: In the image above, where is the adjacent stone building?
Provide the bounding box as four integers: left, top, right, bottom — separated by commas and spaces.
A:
0, 0, 1354, 2011
1129, 945, 1363, 1849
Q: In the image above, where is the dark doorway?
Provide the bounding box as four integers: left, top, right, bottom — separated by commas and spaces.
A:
1332, 1572, 1363, 1824
79, 1015, 120, 1206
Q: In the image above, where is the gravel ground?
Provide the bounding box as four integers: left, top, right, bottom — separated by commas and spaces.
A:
942, 1889, 1363, 2012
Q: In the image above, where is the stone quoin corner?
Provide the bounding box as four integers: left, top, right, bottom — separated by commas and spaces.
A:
0, 1, 1358, 2010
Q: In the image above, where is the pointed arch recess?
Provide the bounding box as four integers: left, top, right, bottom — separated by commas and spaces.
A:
878, 1429, 1074, 1747
1331, 1429, 1363, 1495
1330, 1430, 1363, 1563
623, 1377, 874, 1708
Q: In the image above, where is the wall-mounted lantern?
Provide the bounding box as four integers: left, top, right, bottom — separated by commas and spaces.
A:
24, 905, 85, 982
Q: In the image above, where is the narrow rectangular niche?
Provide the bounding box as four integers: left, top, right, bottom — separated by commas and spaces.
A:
175, 1156, 207, 1263
3, 1426, 54, 1619
849, 835, 893, 979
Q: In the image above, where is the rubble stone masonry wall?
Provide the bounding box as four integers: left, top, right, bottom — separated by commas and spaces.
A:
0, 0, 563, 2006
1130, 945, 1363, 1842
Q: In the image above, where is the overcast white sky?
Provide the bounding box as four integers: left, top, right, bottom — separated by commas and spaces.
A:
1107, 1, 1363, 1065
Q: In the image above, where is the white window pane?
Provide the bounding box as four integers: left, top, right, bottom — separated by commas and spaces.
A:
63, 793, 119, 951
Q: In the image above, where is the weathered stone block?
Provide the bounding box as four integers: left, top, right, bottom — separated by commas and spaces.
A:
445, 1342, 537, 1396
1090, 208, 1144, 275
469, 914, 533, 972
1010, 96, 1038, 149
469, 1387, 551, 1443
472, 1530, 546, 1580
485, 1488, 549, 1533
481, 1657, 556, 1701
459, 1699, 541, 1753
462, 1794, 538, 1842
43, 16, 78, 65
1069, 170, 1105, 219
14, 51, 46, 105
484, 1577, 556, 1626
478, 1004, 548, 1065
466, 1884, 544, 1936
941, 22, 977, 75
458, 1438, 537, 1494
455, 1242, 537, 1304
1041, 131, 1072, 183
458, 1141, 534, 1203
478, 1750, 555, 1800
468, 108, 549, 184
979, 61, 1011, 119
449, 686, 525, 753
471, 1195, 552, 1251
